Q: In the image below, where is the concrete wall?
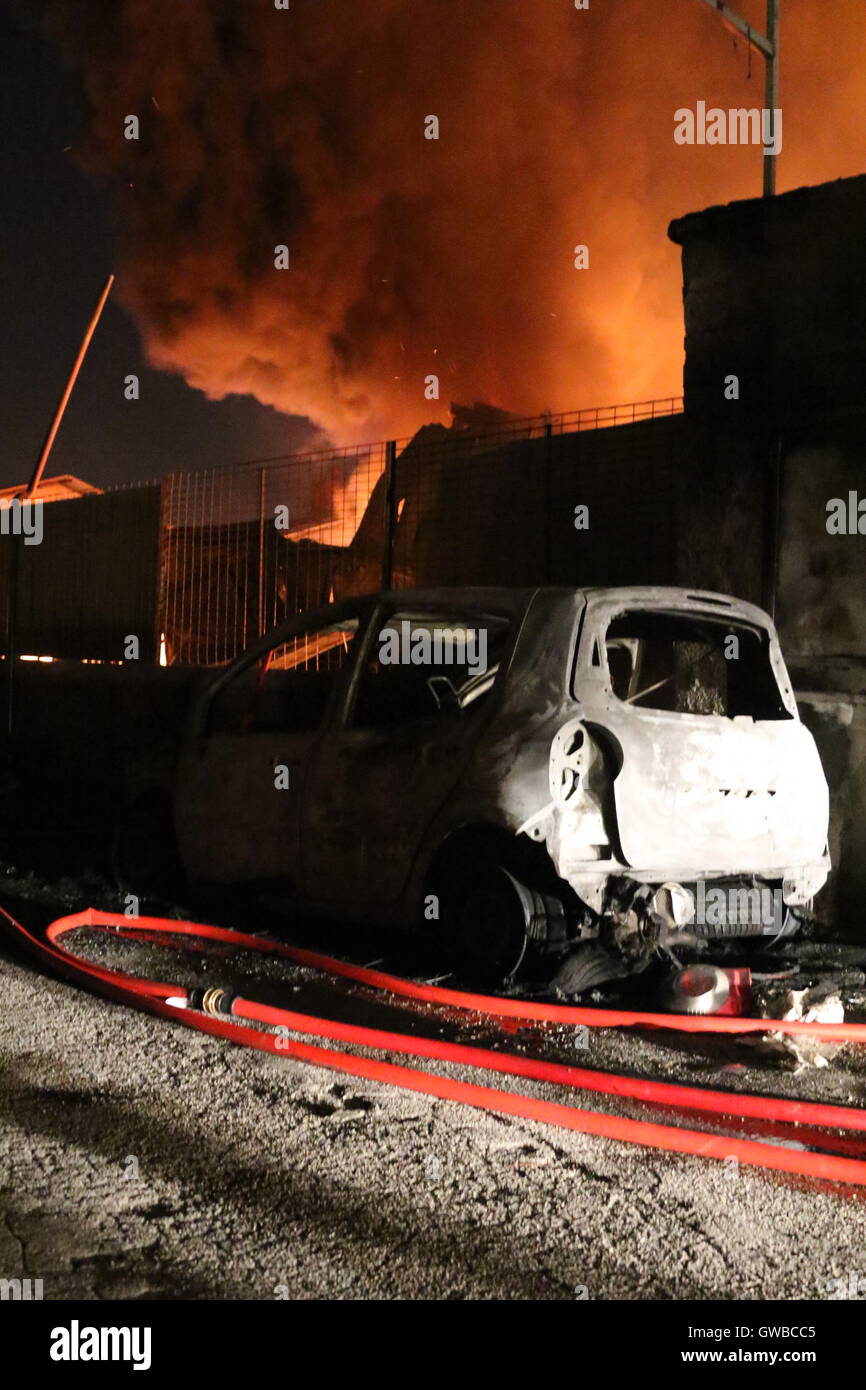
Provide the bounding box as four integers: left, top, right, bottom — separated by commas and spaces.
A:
670, 175, 866, 929
0, 485, 162, 662
777, 432, 866, 659
797, 693, 866, 932
1, 662, 202, 870
669, 174, 866, 430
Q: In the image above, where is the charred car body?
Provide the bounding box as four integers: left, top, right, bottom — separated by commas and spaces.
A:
155, 586, 830, 990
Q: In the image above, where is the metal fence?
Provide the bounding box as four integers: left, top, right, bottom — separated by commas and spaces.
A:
159, 441, 391, 665
1, 397, 687, 671
159, 397, 684, 665
4, 392, 849, 725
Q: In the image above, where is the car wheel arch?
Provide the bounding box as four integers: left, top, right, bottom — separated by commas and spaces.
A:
421, 821, 568, 918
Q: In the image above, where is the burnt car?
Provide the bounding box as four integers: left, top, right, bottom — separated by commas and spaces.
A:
168, 586, 830, 989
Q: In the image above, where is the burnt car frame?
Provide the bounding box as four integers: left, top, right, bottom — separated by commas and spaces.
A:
165, 585, 830, 988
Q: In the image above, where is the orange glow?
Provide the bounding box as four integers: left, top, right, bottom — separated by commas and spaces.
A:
42, 1, 866, 443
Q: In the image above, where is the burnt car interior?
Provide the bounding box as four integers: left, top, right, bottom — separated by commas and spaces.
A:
602, 611, 792, 720
351, 610, 511, 728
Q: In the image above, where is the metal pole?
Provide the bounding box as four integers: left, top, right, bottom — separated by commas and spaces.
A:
696, 0, 779, 197
762, 434, 783, 621
543, 421, 553, 584
763, 0, 780, 197
4, 537, 20, 740
257, 466, 267, 636
381, 441, 397, 591
25, 273, 115, 498
5, 272, 114, 740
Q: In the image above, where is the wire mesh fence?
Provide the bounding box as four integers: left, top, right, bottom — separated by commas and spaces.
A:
158, 397, 684, 665
159, 441, 390, 664
0, 396, 812, 681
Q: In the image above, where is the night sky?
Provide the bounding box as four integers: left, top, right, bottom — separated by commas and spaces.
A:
0, 8, 319, 493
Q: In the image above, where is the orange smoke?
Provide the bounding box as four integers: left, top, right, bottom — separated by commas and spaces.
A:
38, 0, 866, 443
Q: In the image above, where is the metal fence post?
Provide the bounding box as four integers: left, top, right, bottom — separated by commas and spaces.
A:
381, 440, 397, 591
544, 421, 553, 584
257, 466, 267, 636
4, 532, 20, 740
154, 477, 169, 665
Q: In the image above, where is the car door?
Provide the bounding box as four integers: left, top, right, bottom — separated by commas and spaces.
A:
302, 603, 512, 909
173, 608, 362, 889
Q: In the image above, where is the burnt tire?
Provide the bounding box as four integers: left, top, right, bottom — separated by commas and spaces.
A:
112, 797, 184, 900
550, 942, 633, 997
441, 862, 540, 988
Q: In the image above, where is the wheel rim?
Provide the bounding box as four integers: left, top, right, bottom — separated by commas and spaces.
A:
456, 867, 531, 984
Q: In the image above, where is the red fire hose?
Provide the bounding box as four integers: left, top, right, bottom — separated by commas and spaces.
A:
5, 903, 866, 1187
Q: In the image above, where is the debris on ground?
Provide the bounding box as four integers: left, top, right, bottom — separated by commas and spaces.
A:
747, 988, 847, 1070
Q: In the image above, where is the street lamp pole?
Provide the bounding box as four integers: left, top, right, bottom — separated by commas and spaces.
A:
697, 0, 780, 196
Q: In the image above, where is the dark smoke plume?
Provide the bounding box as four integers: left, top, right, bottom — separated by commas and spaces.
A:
31, 0, 866, 441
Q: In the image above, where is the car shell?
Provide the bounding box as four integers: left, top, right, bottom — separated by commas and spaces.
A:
173, 585, 830, 934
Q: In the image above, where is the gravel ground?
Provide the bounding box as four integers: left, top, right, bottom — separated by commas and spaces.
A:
3, 869, 866, 1302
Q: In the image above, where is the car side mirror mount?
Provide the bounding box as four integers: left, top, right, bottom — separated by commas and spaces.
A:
427, 676, 462, 714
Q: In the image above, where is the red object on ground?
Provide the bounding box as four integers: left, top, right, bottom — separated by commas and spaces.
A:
3, 904, 866, 1187
717, 966, 753, 1016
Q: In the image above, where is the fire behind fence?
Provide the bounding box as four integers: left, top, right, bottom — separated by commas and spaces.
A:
160, 439, 390, 665
0, 397, 692, 669
160, 396, 684, 666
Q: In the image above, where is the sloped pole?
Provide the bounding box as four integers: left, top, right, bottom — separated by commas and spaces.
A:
6, 274, 114, 740
25, 274, 115, 498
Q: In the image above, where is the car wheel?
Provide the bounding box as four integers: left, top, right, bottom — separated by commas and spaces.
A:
444, 862, 538, 987
112, 798, 183, 900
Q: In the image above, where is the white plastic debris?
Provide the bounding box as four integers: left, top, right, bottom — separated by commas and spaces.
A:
768, 990, 845, 1070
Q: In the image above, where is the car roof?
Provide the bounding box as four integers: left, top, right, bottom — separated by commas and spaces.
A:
233, 584, 773, 669
375, 584, 761, 608
373, 586, 774, 630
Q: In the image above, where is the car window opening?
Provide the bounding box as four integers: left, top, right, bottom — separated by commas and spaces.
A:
209, 619, 360, 735
604, 611, 791, 720
352, 611, 511, 730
